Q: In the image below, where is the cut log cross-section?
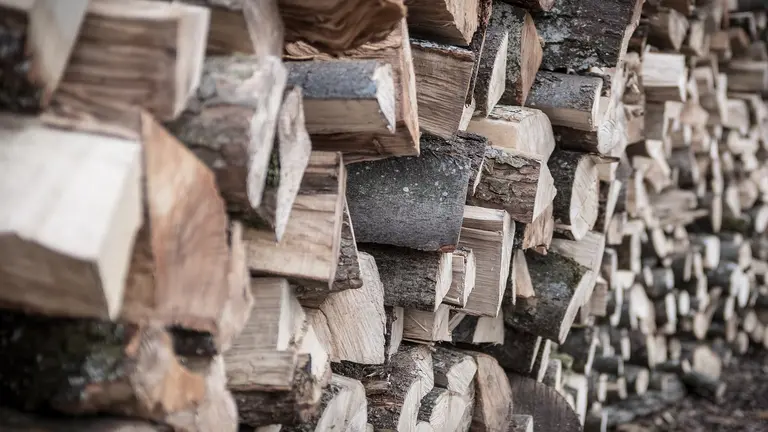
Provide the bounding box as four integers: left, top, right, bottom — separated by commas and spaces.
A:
467, 105, 556, 159
405, 0, 480, 46
526, 72, 604, 131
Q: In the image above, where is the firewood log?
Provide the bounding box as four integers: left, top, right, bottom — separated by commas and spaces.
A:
647, 7, 689, 51
472, 16, 508, 116
451, 313, 506, 344
403, 305, 452, 342
526, 72, 604, 131
444, 248, 477, 308
508, 373, 582, 432
542, 359, 563, 390
548, 150, 600, 240
491, 2, 542, 107
501, 0, 555, 11
513, 203, 556, 250
468, 353, 515, 432
281, 374, 367, 432
467, 105, 556, 159
482, 324, 542, 374
432, 347, 478, 395
405, 0, 480, 45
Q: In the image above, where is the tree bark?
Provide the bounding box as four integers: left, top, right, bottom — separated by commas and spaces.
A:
508, 373, 583, 432
492, 3, 542, 107
473, 23, 509, 116
501, 0, 555, 11
526, 72, 604, 131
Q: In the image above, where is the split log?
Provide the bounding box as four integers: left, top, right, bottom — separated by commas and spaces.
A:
347, 133, 480, 251
286, 60, 396, 134
0, 0, 89, 112
0, 407, 170, 431
552, 99, 628, 155
466, 105, 556, 159
451, 313, 505, 345
403, 305, 452, 342
502, 0, 555, 11
482, 324, 542, 374
681, 371, 726, 403
469, 353, 515, 432
504, 250, 593, 343
411, 40, 475, 137
405, 0, 479, 45
244, 151, 345, 288
284, 19, 419, 161
473, 20, 508, 117
642, 52, 688, 103
558, 327, 598, 374
467, 147, 556, 224
508, 374, 583, 432
444, 248, 477, 308
647, 7, 689, 52
548, 150, 600, 241
280, 374, 368, 432
508, 415, 534, 432
510, 248, 535, 301
360, 244, 452, 312
542, 359, 563, 390
418, 387, 451, 431
433, 347, 478, 395
492, 2, 542, 107
526, 72, 604, 131
513, 203, 555, 250
333, 344, 433, 432
216, 221, 255, 353
532, 0, 643, 71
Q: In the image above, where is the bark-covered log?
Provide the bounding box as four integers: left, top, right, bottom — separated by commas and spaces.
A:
280, 374, 367, 432
603, 374, 686, 427
526, 72, 604, 131
473, 19, 509, 116
681, 371, 726, 403
514, 203, 555, 250
451, 313, 505, 345
444, 248, 477, 308
647, 7, 689, 52
467, 105, 556, 159
508, 373, 582, 432
482, 325, 542, 374
492, 2, 542, 107
432, 347, 478, 395
405, 0, 479, 45
558, 327, 598, 374
469, 353, 515, 432
548, 150, 600, 241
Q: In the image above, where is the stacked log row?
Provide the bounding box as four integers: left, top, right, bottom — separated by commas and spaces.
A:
1, 0, 767, 431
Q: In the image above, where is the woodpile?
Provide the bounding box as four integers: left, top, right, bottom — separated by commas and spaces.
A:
0, 0, 767, 431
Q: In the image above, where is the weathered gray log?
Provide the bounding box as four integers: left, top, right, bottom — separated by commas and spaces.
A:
508, 373, 583, 432
592, 355, 625, 376
473, 20, 509, 116
481, 325, 542, 374
624, 365, 650, 395
504, 250, 591, 343
492, 2, 542, 107
501, 0, 555, 11
508, 414, 534, 432
359, 244, 451, 312
603, 375, 686, 427
467, 147, 556, 224
346, 133, 476, 251
548, 149, 600, 240
558, 326, 598, 374
532, 0, 644, 71
526, 71, 604, 131
0, 407, 171, 431
681, 371, 726, 403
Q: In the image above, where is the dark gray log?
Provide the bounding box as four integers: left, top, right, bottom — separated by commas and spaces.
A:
533, 0, 644, 71
530, 339, 552, 382
592, 355, 625, 376
603, 375, 686, 427
491, 2, 542, 107
501, 0, 555, 11
558, 327, 598, 374
508, 373, 582, 432
681, 371, 726, 403
0, 407, 170, 431
481, 325, 542, 374
624, 365, 650, 395
346, 133, 474, 251
526, 72, 603, 131
504, 251, 591, 343
432, 347, 477, 394
508, 414, 534, 432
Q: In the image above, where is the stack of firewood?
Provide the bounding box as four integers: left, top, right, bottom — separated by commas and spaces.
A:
1, 0, 768, 431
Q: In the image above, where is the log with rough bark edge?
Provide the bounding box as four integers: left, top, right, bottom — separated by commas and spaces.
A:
167, 55, 288, 233
216, 221, 255, 352
508, 374, 582, 432
245, 151, 345, 288
0, 314, 207, 420
458, 206, 515, 316
451, 313, 505, 344
510, 248, 534, 300
278, 0, 405, 51
642, 52, 688, 103
532, 0, 643, 71
317, 252, 387, 364
468, 147, 556, 224
647, 7, 689, 51
467, 105, 556, 159
602, 374, 686, 426
542, 358, 563, 390
473, 22, 509, 117
333, 344, 433, 431
492, 2, 542, 107
559, 327, 598, 374
0, 116, 141, 320
405, 0, 479, 45
554, 98, 628, 156
281, 374, 368, 432
444, 248, 477, 308
550, 230, 606, 296
513, 203, 555, 250
359, 244, 452, 312
346, 133, 474, 251
57, 0, 208, 121
433, 347, 478, 395
526, 72, 604, 131
418, 387, 451, 431
285, 19, 418, 161
403, 304, 452, 342
0, 0, 88, 113
285, 60, 396, 135
508, 414, 534, 432
548, 150, 600, 241
468, 352, 514, 432
411, 39, 475, 138
681, 371, 726, 403
505, 250, 592, 343
482, 324, 542, 374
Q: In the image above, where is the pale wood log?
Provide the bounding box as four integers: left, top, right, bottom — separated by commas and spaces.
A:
451, 313, 506, 345
466, 105, 555, 159
552, 99, 628, 155
433, 347, 478, 395
473, 21, 509, 116
508, 374, 582, 432
548, 150, 600, 241
647, 7, 689, 51
468, 353, 515, 432
347, 133, 480, 251
386, 306, 405, 359
510, 248, 534, 301
405, 0, 479, 45
284, 19, 419, 161
444, 248, 477, 308
281, 374, 368, 432
683, 19, 710, 57
468, 147, 556, 224
642, 52, 688, 103
412, 40, 475, 138
0, 0, 89, 112
533, 0, 643, 71
526, 71, 604, 131
492, 2, 542, 107
216, 221, 255, 352
403, 304, 452, 342
724, 60, 768, 93
244, 152, 345, 288
513, 203, 555, 250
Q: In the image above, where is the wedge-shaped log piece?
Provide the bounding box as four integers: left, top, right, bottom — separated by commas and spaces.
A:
549, 231, 606, 297
281, 374, 368, 432
513, 202, 555, 250
458, 206, 516, 317
403, 304, 452, 342
347, 133, 476, 251
285, 19, 419, 161
360, 244, 452, 312
418, 387, 452, 431
504, 251, 592, 343
405, 0, 479, 45
332, 344, 434, 432
278, 0, 406, 51
0, 115, 141, 320
548, 150, 600, 241
286, 60, 396, 134
468, 147, 556, 224
0, 0, 89, 112
508, 374, 582, 432
532, 0, 643, 71
167, 55, 290, 237
56, 0, 208, 121
647, 7, 689, 52
467, 105, 555, 159
244, 151, 346, 288
432, 347, 478, 395
473, 19, 509, 116
642, 52, 688, 103
493, 2, 542, 107
216, 221, 255, 352
444, 248, 477, 308
526, 72, 604, 131
411, 40, 475, 138
553, 98, 628, 155
468, 352, 515, 432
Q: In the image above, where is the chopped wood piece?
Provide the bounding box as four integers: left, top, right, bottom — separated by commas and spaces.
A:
412, 40, 475, 138
0, 407, 170, 431
458, 206, 516, 316
285, 20, 419, 161
468, 147, 556, 224
444, 248, 477, 308
467, 105, 555, 159
502, 0, 555, 11
553, 99, 628, 155
286, 60, 396, 134
504, 251, 592, 343
433, 347, 478, 395
647, 7, 689, 51
492, 2, 543, 107
281, 374, 368, 432
510, 248, 535, 300
526, 72, 604, 131
451, 313, 506, 344
469, 353, 515, 432
642, 52, 688, 103
548, 150, 600, 241
278, 0, 406, 51
418, 387, 451, 431
508, 415, 534, 432
403, 305, 452, 342
508, 373, 582, 432
0, 0, 89, 112
217, 221, 255, 352
483, 325, 542, 374
533, 0, 643, 71
681, 371, 725, 403
347, 133, 477, 251
360, 245, 452, 312
473, 22, 509, 116
405, 0, 479, 45
514, 203, 555, 250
